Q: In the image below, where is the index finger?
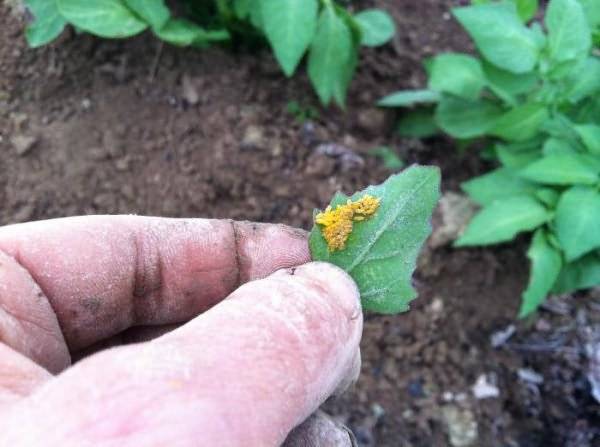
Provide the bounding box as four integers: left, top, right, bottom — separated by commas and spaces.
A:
0, 216, 310, 357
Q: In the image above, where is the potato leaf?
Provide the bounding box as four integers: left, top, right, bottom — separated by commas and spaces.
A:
396, 108, 438, 138
427, 53, 485, 100
354, 9, 395, 47
309, 166, 441, 314
545, 0, 591, 63
574, 124, 600, 155
154, 19, 229, 46
456, 196, 550, 246
57, 0, 148, 38
490, 103, 548, 142
553, 252, 600, 294
461, 167, 536, 205
259, 0, 318, 76
519, 229, 562, 317
307, 5, 356, 106
519, 153, 599, 185
24, 0, 67, 47
555, 186, 600, 261
378, 90, 440, 108
123, 0, 170, 30
435, 96, 503, 139
452, 2, 539, 73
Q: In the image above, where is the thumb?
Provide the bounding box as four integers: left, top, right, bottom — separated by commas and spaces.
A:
1, 262, 363, 447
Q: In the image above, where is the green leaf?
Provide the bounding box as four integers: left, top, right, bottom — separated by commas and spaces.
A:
452, 2, 540, 73
574, 124, 600, 155
514, 0, 538, 22
535, 188, 560, 207
519, 229, 562, 317
309, 166, 441, 313
56, 0, 147, 38
378, 90, 440, 107
553, 252, 600, 294
578, 0, 600, 30
482, 61, 538, 105
542, 138, 575, 156
456, 196, 550, 246
308, 5, 356, 106
427, 53, 485, 100
519, 153, 599, 185
370, 147, 404, 170
24, 0, 67, 47
396, 108, 438, 138
490, 103, 548, 141
435, 96, 502, 139
461, 167, 536, 205
564, 57, 600, 103
545, 0, 591, 63
354, 9, 395, 47
123, 0, 170, 30
233, 0, 251, 19
154, 19, 229, 46
259, 0, 318, 76
555, 186, 600, 261
495, 139, 544, 166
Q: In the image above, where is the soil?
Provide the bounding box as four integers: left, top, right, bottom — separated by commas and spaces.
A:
1, 1, 599, 446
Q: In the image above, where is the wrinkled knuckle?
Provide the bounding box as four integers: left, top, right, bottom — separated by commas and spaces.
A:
132, 228, 164, 302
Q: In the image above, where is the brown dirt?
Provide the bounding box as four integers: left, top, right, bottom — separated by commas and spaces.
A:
1, 1, 599, 446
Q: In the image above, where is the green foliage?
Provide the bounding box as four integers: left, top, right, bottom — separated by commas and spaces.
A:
370, 147, 404, 171
455, 196, 550, 246
23, 0, 396, 107
381, 0, 600, 316
309, 166, 440, 313
24, 0, 66, 47
307, 4, 357, 106
353, 9, 395, 47
285, 100, 319, 123
454, 2, 540, 73
260, 0, 318, 76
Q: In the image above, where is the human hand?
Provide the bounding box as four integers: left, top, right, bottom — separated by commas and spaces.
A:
0, 216, 362, 446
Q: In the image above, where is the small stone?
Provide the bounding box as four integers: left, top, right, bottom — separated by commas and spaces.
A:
471, 374, 500, 399
442, 391, 455, 402
430, 192, 478, 248
429, 297, 444, 316
9, 112, 28, 131
11, 135, 37, 156
81, 98, 92, 110
356, 108, 389, 135
490, 324, 516, 348
115, 156, 131, 172
517, 368, 544, 385
586, 332, 600, 404
535, 318, 552, 332
314, 143, 364, 171
241, 125, 265, 150
181, 74, 199, 105
102, 129, 122, 158
304, 153, 336, 177
87, 147, 108, 161
442, 405, 478, 447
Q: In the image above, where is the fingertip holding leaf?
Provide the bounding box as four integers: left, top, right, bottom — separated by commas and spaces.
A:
309, 165, 441, 314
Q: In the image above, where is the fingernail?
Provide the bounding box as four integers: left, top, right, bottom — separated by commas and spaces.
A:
282, 410, 357, 447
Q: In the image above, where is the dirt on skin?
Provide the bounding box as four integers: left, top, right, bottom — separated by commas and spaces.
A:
1, 0, 599, 445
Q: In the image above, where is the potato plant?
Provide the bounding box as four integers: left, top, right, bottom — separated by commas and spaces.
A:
310, 166, 440, 313
379, 0, 600, 316
23, 0, 395, 106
